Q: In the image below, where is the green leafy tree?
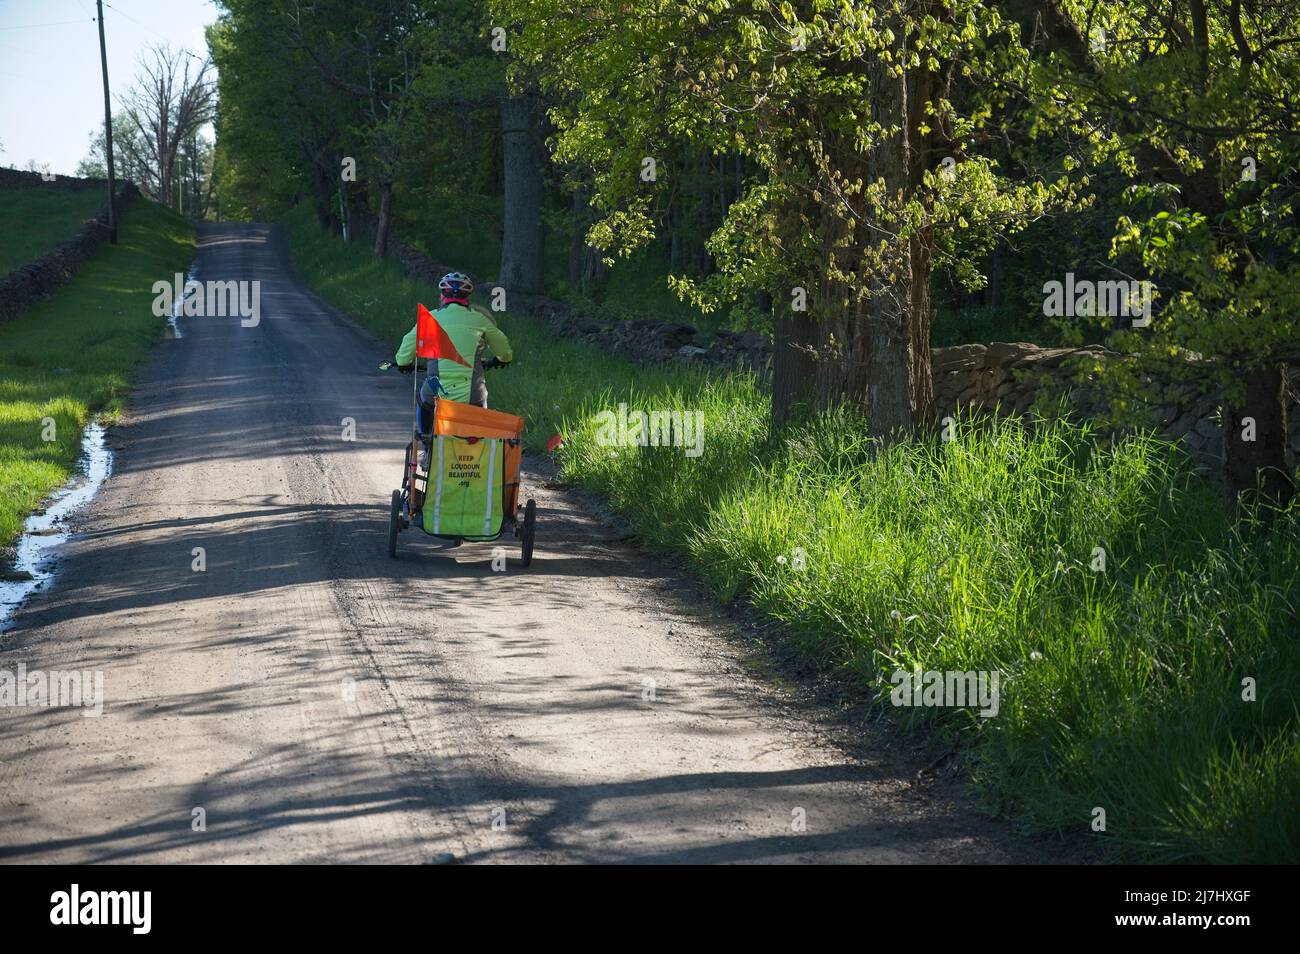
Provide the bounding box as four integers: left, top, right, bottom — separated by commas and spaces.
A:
999, 0, 1300, 504
209, 2, 351, 224
76, 112, 153, 187
489, 0, 1083, 434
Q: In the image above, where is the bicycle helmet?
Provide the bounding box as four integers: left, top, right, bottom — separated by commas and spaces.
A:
438, 271, 474, 299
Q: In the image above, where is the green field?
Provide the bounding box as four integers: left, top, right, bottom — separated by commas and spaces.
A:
285, 206, 1300, 862
0, 186, 109, 277
0, 197, 195, 555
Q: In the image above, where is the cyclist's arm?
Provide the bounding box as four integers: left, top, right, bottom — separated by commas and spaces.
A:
473, 309, 513, 363
395, 324, 418, 365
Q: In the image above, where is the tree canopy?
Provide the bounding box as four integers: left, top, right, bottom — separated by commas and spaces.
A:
211, 0, 1300, 502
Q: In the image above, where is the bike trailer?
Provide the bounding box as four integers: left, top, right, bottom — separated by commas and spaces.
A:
421, 398, 524, 542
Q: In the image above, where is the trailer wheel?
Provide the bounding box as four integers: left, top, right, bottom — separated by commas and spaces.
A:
388, 489, 402, 558
519, 498, 536, 568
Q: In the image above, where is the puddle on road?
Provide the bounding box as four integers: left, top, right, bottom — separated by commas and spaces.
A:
163, 261, 199, 339
0, 418, 113, 632
2, 255, 192, 626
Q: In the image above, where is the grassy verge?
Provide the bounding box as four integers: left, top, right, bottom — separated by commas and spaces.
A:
0, 186, 108, 276
0, 197, 195, 554
286, 203, 1300, 862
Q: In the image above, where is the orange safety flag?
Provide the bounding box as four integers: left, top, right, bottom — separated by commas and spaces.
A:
416, 302, 471, 365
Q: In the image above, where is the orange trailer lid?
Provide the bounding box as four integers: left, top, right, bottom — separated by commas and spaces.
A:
433, 398, 525, 440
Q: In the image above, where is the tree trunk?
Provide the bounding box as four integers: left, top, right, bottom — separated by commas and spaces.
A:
341, 182, 358, 243
771, 298, 818, 429
861, 53, 917, 440
695, 152, 712, 274
312, 162, 333, 232
320, 154, 341, 236
904, 14, 946, 429
807, 207, 874, 417
1224, 363, 1294, 507
669, 197, 681, 270
770, 21, 936, 437
158, 103, 171, 206
374, 180, 393, 258
500, 93, 545, 293
864, 267, 916, 438
909, 234, 934, 425
569, 183, 590, 292
770, 156, 883, 428
988, 242, 1004, 310
572, 180, 607, 298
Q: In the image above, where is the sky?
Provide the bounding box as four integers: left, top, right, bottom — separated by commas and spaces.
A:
0, 0, 221, 176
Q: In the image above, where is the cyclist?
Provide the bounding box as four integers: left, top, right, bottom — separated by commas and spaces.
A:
394, 271, 513, 457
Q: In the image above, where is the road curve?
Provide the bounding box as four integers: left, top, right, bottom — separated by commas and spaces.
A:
0, 223, 1046, 863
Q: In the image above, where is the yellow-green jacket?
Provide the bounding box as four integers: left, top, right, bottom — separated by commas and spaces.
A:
395, 302, 512, 403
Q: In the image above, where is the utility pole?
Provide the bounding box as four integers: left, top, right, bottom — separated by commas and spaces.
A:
95, 0, 117, 243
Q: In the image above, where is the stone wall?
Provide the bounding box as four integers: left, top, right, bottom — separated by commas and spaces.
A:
929, 341, 1240, 471
0, 178, 137, 323
526, 296, 1300, 473
0, 167, 112, 191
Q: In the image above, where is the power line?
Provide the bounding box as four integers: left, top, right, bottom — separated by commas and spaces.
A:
101, 1, 163, 37
101, 2, 166, 43
0, 18, 93, 30
101, 1, 206, 58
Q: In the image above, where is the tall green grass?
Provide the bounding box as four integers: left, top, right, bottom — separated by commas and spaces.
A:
565, 395, 1300, 861
286, 203, 1300, 862
0, 197, 195, 553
